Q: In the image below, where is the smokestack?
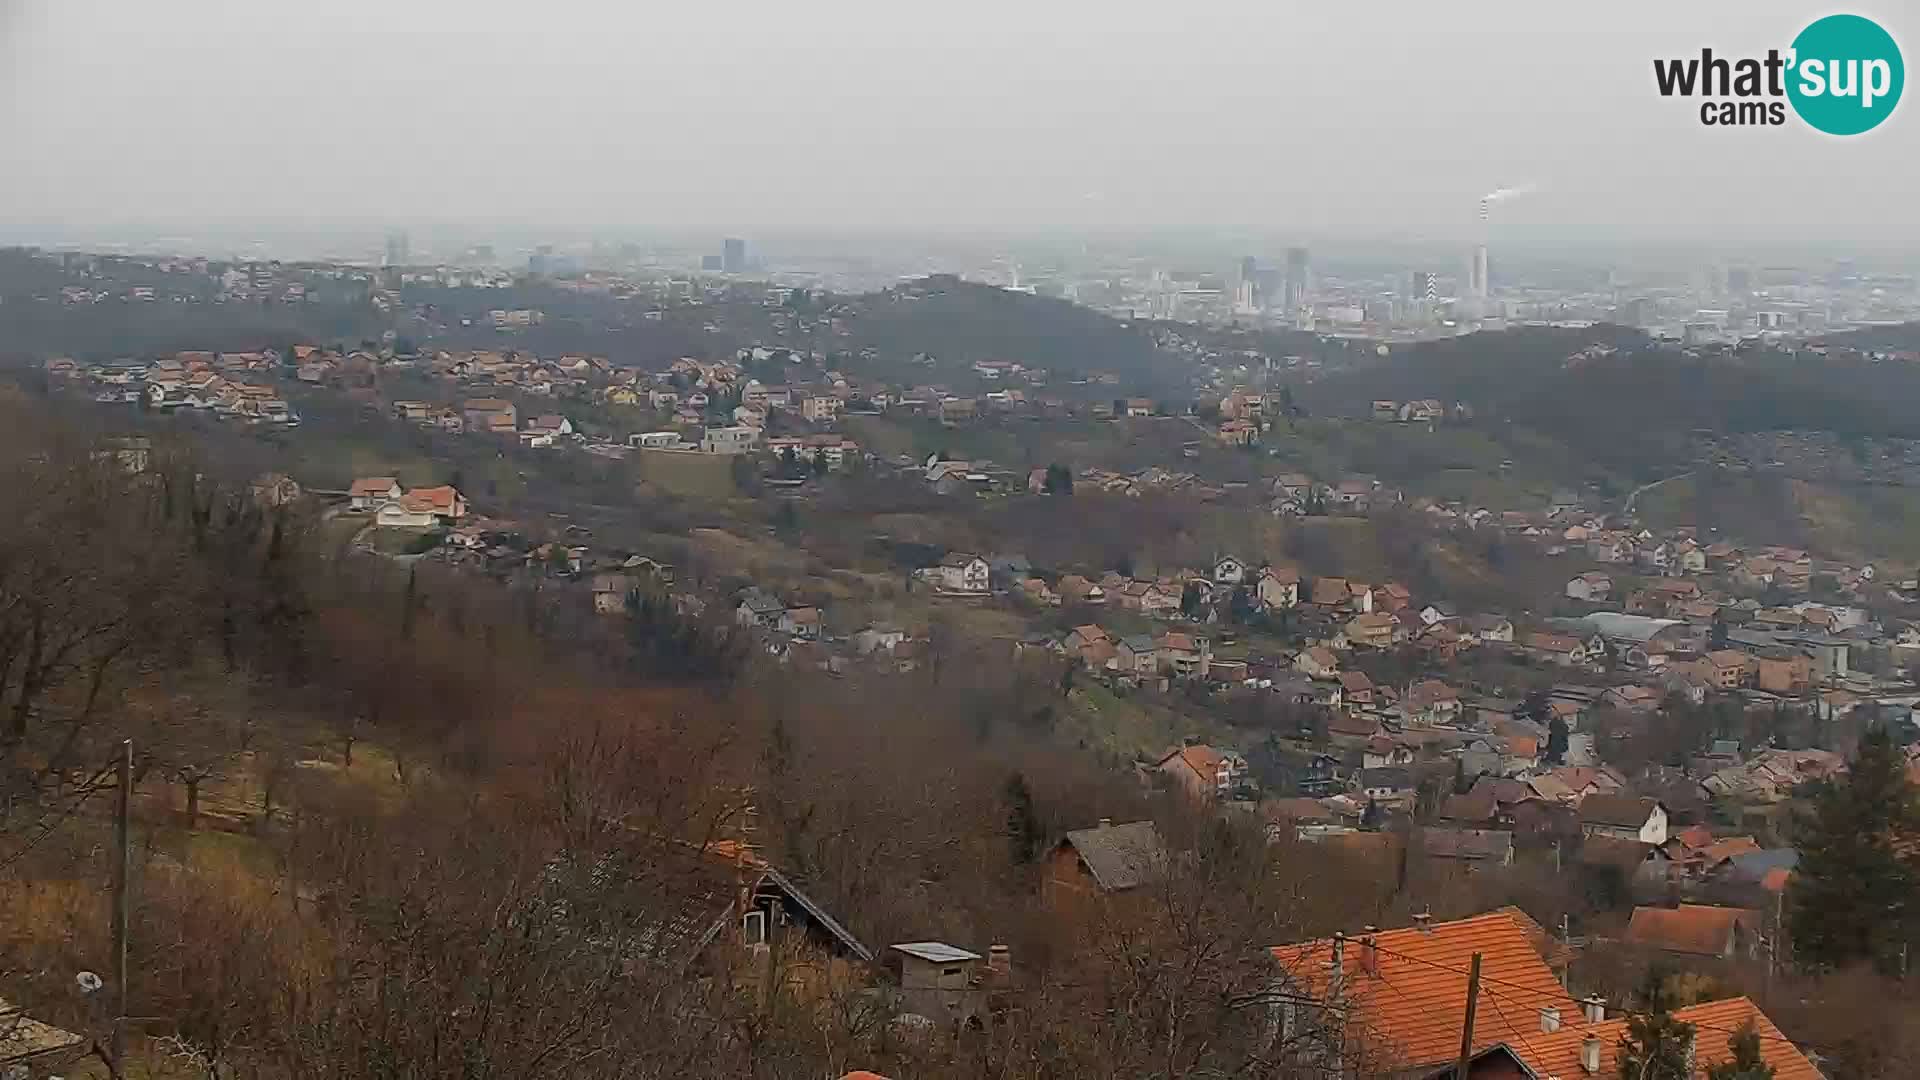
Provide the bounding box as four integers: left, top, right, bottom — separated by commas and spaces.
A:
1582, 995, 1606, 1023
1580, 1035, 1602, 1074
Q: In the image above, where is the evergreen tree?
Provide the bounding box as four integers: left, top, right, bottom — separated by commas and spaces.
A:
1004, 772, 1043, 865
1786, 725, 1920, 974
1546, 715, 1570, 765
1618, 966, 1696, 1080
1706, 1021, 1775, 1080
1043, 463, 1074, 495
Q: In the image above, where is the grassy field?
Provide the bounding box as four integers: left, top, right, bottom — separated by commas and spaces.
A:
637, 449, 737, 499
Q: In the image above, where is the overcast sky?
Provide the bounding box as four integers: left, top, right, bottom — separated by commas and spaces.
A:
0, 0, 1912, 232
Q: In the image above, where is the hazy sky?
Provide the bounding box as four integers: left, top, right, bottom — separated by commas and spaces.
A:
0, 1, 1913, 230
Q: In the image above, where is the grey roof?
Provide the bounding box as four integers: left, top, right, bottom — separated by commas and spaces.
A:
1578, 795, 1659, 827
1121, 634, 1157, 654
1357, 767, 1413, 790
891, 941, 982, 964
1726, 848, 1800, 880
1061, 820, 1167, 892
737, 587, 783, 614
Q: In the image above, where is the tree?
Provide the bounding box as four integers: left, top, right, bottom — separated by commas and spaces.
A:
1004, 771, 1042, 865
1546, 715, 1571, 766
1787, 725, 1920, 974
1180, 581, 1205, 619
1043, 463, 1074, 495
1706, 1021, 1776, 1080
1618, 966, 1697, 1080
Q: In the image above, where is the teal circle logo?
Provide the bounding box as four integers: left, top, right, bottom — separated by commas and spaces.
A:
1788, 14, 1903, 135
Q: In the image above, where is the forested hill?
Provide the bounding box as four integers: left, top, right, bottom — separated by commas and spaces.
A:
842, 277, 1182, 388
1298, 325, 1920, 477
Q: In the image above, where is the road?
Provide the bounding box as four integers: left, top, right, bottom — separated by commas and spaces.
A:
1623, 471, 1692, 517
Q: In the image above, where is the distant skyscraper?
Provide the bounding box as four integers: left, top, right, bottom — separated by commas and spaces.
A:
384, 230, 409, 268
529, 244, 554, 277
722, 237, 747, 274
1284, 247, 1310, 311
1413, 271, 1438, 304
1470, 244, 1490, 305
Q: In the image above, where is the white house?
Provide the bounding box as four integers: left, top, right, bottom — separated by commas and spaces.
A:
348, 476, 403, 511
1577, 796, 1669, 845
1212, 556, 1249, 587
926, 553, 990, 595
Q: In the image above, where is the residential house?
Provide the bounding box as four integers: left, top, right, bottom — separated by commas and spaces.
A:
1696, 649, 1753, 690
1155, 745, 1250, 802
1063, 625, 1111, 659
777, 606, 822, 640
1043, 820, 1167, 904
462, 397, 518, 434
1056, 574, 1105, 606
1464, 614, 1515, 644
701, 425, 760, 454
1338, 670, 1376, 706
1256, 565, 1301, 610
348, 476, 403, 511
1521, 632, 1590, 666
1355, 767, 1414, 804
735, 588, 785, 629
1578, 796, 1669, 845
1405, 680, 1463, 725
375, 486, 467, 528
1295, 646, 1340, 680
1565, 571, 1613, 603
1755, 649, 1812, 694
1623, 904, 1761, 960
1213, 555, 1250, 586
926, 553, 990, 595
1345, 612, 1395, 650
1155, 632, 1212, 679
1269, 912, 1820, 1080
1111, 634, 1158, 676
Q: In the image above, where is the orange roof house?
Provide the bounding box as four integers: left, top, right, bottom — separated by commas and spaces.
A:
1272, 911, 1580, 1071
1624, 904, 1760, 959
1519, 997, 1820, 1080
1269, 911, 1819, 1078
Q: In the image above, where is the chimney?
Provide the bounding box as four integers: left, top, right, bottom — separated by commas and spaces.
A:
1582, 995, 1606, 1023
987, 943, 1012, 982
1360, 934, 1379, 976
1580, 1035, 1602, 1074
1411, 912, 1433, 934
1539, 1006, 1561, 1033
1098, 817, 1113, 829
1329, 932, 1346, 999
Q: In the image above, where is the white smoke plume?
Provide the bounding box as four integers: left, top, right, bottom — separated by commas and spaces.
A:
1481, 183, 1537, 204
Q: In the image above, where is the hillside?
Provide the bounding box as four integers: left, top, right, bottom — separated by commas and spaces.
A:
1299, 326, 1920, 479
837, 276, 1186, 389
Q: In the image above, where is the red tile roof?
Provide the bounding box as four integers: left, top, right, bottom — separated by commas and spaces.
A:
1518, 997, 1819, 1080
1623, 904, 1758, 957
1270, 911, 1579, 1071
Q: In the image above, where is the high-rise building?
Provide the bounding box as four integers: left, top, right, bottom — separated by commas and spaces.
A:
384, 230, 409, 268
1284, 247, 1310, 311
1412, 271, 1438, 305
1470, 244, 1490, 305
722, 237, 747, 274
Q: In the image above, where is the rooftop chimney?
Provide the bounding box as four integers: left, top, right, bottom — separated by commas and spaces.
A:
1411, 912, 1433, 934
1329, 932, 1346, 999
1580, 1035, 1602, 1074
1539, 1007, 1561, 1033
987, 943, 1012, 982
1098, 817, 1113, 829
1582, 995, 1606, 1023
1360, 935, 1379, 976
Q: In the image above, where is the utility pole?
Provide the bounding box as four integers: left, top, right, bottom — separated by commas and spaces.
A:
1453, 951, 1482, 1080
110, 738, 132, 1072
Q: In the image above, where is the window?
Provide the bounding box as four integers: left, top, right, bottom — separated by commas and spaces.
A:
741, 911, 766, 944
